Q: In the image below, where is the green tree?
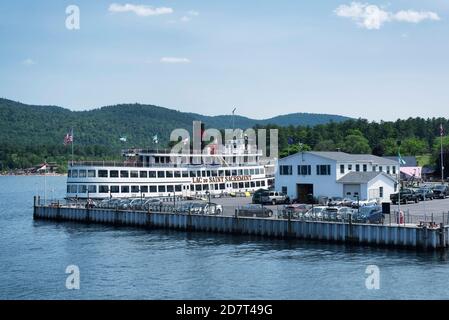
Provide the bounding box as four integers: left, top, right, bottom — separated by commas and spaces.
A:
342, 131, 371, 154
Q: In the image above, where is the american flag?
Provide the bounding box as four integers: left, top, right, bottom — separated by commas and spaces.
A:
64, 130, 73, 145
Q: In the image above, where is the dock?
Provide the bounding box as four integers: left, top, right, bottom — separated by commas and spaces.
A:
33, 197, 449, 251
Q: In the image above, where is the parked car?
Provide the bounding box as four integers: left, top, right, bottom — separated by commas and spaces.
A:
280, 204, 312, 219
414, 188, 434, 201
252, 189, 269, 204
322, 207, 354, 220
328, 197, 344, 206
261, 191, 290, 205
432, 185, 449, 199
142, 198, 163, 210
238, 204, 273, 217
304, 206, 327, 219
352, 205, 384, 224
351, 199, 378, 208
390, 189, 419, 204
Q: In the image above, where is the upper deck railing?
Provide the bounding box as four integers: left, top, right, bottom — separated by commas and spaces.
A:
68, 161, 268, 168
122, 149, 264, 156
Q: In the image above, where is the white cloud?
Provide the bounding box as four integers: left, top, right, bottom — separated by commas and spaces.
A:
394, 10, 440, 23
180, 16, 191, 22
335, 2, 440, 30
160, 57, 191, 64
22, 58, 36, 66
187, 10, 199, 16
108, 3, 173, 16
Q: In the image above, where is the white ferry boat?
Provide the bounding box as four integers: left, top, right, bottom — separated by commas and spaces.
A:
66, 136, 275, 199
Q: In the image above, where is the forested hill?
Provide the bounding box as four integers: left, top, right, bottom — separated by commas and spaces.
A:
0, 98, 350, 170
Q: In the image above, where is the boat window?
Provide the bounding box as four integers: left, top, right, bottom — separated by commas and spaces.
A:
121, 186, 130, 193
225, 170, 231, 176
79, 170, 87, 178
150, 186, 157, 193
67, 185, 70, 193
67, 170, 72, 178
110, 186, 119, 193
72, 170, 78, 178
98, 170, 108, 178
182, 171, 189, 178
244, 169, 249, 175
195, 185, 202, 191
220, 183, 225, 190
251, 182, 255, 187
174, 171, 181, 178
88, 170, 96, 178
232, 183, 238, 189
166, 171, 173, 178
88, 185, 97, 193
244, 182, 250, 188
120, 171, 129, 178
175, 185, 182, 192
131, 186, 139, 193
140, 171, 147, 178
149, 171, 156, 178
201, 171, 206, 177
238, 169, 243, 175
239, 182, 244, 189
70, 185, 78, 193
158, 171, 165, 178
260, 168, 265, 175
255, 168, 260, 175
218, 170, 224, 177
256, 181, 261, 187
190, 171, 196, 177
140, 186, 148, 193
261, 181, 266, 187
130, 171, 138, 178
211, 170, 217, 177
167, 185, 174, 193
250, 169, 255, 175
158, 185, 166, 193
99, 185, 109, 193
203, 184, 210, 191
110, 170, 119, 178
232, 170, 237, 176
79, 185, 87, 193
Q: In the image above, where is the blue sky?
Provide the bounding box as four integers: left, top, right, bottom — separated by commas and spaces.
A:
0, 1, 448, 121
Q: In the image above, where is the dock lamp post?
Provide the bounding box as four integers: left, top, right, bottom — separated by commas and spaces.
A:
206, 191, 211, 207
397, 140, 402, 221
355, 194, 360, 213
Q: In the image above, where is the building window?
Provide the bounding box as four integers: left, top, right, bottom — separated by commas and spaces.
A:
379, 166, 383, 172
379, 187, 384, 198
316, 165, 331, 176
392, 166, 396, 174
120, 171, 129, 178
386, 166, 390, 174
121, 186, 130, 193
340, 164, 345, 174
298, 165, 311, 176
355, 164, 360, 172
282, 186, 288, 194
348, 164, 352, 171
363, 164, 367, 172
140, 171, 147, 178
279, 165, 292, 175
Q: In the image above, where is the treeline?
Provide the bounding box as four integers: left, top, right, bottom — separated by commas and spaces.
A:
257, 117, 449, 176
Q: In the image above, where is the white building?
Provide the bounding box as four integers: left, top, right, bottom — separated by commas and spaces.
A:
275, 151, 399, 203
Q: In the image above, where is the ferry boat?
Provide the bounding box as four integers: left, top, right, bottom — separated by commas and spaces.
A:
66, 135, 275, 199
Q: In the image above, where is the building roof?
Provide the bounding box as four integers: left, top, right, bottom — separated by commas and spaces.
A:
302, 151, 398, 165
383, 156, 417, 167
337, 171, 396, 184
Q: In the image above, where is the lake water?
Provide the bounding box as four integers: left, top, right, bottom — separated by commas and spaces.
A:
1, 176, 449, 300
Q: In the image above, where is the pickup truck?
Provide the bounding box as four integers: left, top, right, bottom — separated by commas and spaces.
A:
390, 189, 419, 204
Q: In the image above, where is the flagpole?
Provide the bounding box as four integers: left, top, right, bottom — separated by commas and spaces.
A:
441, 124, 444, 183
397, 140, 401, 222
44, 159, 47, 205
71, 127, 74, 166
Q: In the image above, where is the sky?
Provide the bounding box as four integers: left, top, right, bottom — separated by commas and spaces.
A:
0, 0, 448, 121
